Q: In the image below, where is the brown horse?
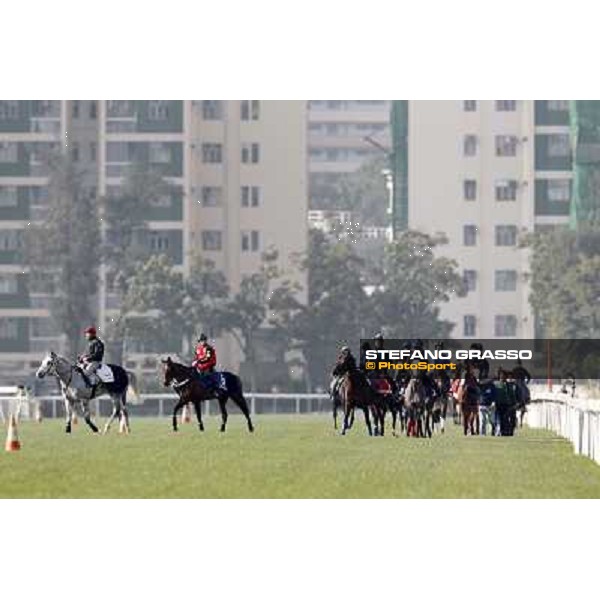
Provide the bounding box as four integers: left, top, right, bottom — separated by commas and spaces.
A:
338, 368, 385, 436
161, 357, 254, 433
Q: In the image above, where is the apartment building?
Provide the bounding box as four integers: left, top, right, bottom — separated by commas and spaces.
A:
0, 100, 307, 382
0, 100, 97, 382
401, 100, 572, 339
308, 100, 390, 208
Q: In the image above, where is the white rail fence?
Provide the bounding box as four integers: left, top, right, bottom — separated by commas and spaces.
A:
525, 392, 600, 465
0, 392, 332, 421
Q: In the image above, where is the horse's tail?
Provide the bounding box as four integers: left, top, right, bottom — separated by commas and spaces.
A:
222, 371, 243, 397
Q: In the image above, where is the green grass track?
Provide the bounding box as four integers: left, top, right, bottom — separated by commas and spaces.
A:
2, 415, 600, 498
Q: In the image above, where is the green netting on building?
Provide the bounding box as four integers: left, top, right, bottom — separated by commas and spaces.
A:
390, 100, 408, 234
570, 100, 600, 228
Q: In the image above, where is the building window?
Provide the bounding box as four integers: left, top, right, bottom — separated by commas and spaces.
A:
241, 100, 260, 121
149, 232, 170, 252
496, 100, 517, 111
149, 142, 171, 164
241, 143, 260, 164
0, 230, 22, 250
71, 142, 79, 163
495, 315, 517, 337
0, 142, 18, 163
548, 100, 569, 111
463, 224, 477, 246
495, 270, 517, 291
547, 134, 570, 157
495, 225, 518, 246
30, 317, 59, 338
463, 100, 477, 112
0, 101, 19, 120
0, 274, 18, 294
0, 318, 18, 339
241, 186, 260, 207
72, 101, 80, 118
149, 194, 172, 208
107, 100, 135, 118
200, 186, 222, 207
464, 315, 477, 337
147, 101, 169, 121
241, 230, 260, 252
463, 269, 477, 292
201, 143, 223, 164
496, 135, 518, 156
464, 135, 477, 157
89, 101, 97, 119
202, 100, 222, 120
495, 179, 518, 201
90, 142, 97, 162
547, 179, 571, 201
0, 186, 18, 207
201, 230, 222, 251
463, 179, 477, 200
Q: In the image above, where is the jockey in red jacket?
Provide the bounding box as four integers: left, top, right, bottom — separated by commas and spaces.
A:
192, 333, 217, 374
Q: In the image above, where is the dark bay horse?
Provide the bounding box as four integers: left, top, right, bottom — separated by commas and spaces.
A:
161, 357, 254, 433
337, 367, 385, 436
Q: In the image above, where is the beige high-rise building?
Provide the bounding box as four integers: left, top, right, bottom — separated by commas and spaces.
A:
406, 100, 572, 339
186, 100, 308, 373
0, 100, 307, 383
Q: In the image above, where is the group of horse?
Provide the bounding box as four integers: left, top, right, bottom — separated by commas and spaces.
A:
331, 368, 453, 438
34, 352, 255, 435
330, 361, 531, 438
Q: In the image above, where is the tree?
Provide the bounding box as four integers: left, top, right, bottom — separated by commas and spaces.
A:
181, 251, 230, 353
220, 248, 297, 392
120, 254, 186, 354
312, 155, 389, 227
279, 229, 376, 390
523, 225, 600, 337
24, 152, 100, 358
370, 231, 465, 338
102, 163, 178, 360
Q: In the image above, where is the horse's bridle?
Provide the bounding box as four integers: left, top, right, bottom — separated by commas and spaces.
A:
43, 356, 74, 388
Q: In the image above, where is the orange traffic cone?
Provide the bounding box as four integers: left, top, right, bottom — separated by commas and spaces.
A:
182, 403, 191, 424
5, 414, 21, 452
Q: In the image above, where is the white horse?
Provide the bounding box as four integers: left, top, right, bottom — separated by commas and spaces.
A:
35, 351, 137, 434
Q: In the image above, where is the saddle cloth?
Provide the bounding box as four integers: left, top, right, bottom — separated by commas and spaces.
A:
371, 378, 392, 395
96, 364, 115, 383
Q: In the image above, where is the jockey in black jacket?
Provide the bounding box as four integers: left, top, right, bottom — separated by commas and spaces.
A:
79, 326, 105, 386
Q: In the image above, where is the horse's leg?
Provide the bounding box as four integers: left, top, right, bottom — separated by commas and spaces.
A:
348, 407, 355, 429
172, 397, 185, 432
229, 392, 254, 433
333, 399, 338, 430
103, 395, 119, 435
82, 400, 99, 434
371, 406, 380, 436
218, 396, 228, 433
64, 398, 72, 434
340, 401, 350, 436
193, 400, 204, 432
121, 392, 131, 434
378, 404, 385, 437
363, 406, 373, 436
